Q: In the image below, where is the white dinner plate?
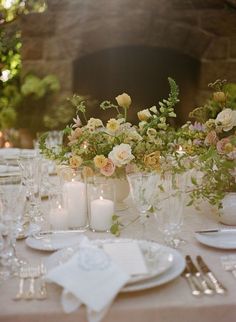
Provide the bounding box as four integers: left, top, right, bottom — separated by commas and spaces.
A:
43, 239, 174, 285
25, 233, 85, 251
195, 230, 236, 249
122, 247, 185, 292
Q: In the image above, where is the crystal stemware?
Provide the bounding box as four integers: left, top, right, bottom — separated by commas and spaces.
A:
0, 175, 26, 279
152, 172, 187, 248
127, 172, 158, 238
18, 155, 44, 224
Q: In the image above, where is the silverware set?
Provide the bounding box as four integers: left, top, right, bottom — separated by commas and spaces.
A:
14, 263, 47, 301
182, 255, 227, 297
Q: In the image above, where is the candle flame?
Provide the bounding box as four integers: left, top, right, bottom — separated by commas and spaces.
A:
4, 141, 11, 148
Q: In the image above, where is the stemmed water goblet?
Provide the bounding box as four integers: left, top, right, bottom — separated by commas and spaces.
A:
0, 175, 26, 279
152, 172, 187, 248
127, 172, 158, 238
18, 155, 44, 224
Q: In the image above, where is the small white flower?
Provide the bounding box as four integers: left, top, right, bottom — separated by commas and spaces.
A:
215, 108, 236, 132
147, 128, 157, 139
108, 143, 134, 167
150, 106, 157, 114
72, 115, 82, 128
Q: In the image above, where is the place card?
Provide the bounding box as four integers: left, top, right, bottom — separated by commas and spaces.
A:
103, 242, 148, 276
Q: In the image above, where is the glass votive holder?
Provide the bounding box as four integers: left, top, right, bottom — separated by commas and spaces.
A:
49, 191, 68, 231
88, 181, 115, 232
62, 168, 89, 231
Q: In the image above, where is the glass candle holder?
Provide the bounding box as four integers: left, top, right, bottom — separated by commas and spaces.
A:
49, 191, 68, 231
62, 169, 89, 231
88, 181, 115, 232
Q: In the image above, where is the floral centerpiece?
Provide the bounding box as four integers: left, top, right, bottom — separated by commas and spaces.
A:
175, 79, 236, 208
40, 77, 180, 178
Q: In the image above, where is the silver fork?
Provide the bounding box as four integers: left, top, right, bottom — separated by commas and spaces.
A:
221, 256, 236, 279
25, 266, 40, 300
36, 263, 47, 300
14, 266, 28, 301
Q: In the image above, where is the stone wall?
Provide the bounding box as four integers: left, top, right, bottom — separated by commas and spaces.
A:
19, 0, 236, 111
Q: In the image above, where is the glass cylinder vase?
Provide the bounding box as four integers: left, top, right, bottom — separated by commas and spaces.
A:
88, 181, 115, 232
62, 168, 89, 231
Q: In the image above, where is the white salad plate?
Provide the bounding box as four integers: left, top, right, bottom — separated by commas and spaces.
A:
195, 230, 236, 249
25, 232, 85, 251
42, 238, 184, 290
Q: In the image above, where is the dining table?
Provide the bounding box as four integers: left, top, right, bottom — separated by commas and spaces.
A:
0, 195, 236, 322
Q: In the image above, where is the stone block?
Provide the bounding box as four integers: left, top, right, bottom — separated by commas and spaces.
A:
19, 12, 56, 37
201, 11, 236, 36
184, 29, 213, 59
203, 37, 229, 59
21, 37, 44, 60
230, 37, 236, 58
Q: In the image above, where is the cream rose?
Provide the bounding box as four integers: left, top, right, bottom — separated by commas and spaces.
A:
108, 143, 134, 167
100, 158, 116, 177
137, 109, 151, 121
143, 151, 160, 170
87, 118, 103, 131
115, 93, 131, 109
215, 108, 236, 132
69, 155, 83, 169
106, 118, 120, 133
94, 155, 108, 169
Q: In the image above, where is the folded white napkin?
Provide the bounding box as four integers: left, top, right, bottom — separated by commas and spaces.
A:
46, 238, 130, 322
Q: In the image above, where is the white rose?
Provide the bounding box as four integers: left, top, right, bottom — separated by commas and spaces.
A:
137, 109, 152, 121
215, 108, 236, 132
108, 143, 134, 167
115, 93, 132, 109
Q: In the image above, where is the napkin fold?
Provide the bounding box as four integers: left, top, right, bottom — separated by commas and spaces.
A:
46, 239, 130, 322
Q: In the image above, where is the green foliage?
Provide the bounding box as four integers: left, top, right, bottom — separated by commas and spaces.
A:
0, 0, 47, 25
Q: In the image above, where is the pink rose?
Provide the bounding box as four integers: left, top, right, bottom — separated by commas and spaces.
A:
216, 138, 230, 154
204, 130, 219, 146
100, 158, 116, 177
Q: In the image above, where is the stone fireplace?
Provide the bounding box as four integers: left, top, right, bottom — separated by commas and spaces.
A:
19, 0, 236, 122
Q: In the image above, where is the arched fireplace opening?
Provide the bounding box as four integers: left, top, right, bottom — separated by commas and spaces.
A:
73, 46, 200, 125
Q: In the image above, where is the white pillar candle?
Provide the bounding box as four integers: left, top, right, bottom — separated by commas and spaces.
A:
90, 197, 114, 231
63, 181, 87, 228
49, 205, 68, 230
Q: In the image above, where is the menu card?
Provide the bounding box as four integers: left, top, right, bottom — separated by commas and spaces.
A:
103, 242, 148, 276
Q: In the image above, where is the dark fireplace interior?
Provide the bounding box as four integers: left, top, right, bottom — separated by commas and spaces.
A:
73, 46, 200, 125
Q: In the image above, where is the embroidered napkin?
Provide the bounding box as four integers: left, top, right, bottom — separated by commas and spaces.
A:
46, 242, 130, 322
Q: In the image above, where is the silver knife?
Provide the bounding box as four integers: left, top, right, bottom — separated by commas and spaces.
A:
195, 229, 236, 234
196, 256, 226, 295
181, 266, 202, 297
185, 255, 214, 295
32, 230, 82, 239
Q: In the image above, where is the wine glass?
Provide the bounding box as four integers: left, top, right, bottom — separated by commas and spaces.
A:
127, 172, 158, 238
18, 155, 44, 224
152, 172, 187, 248
0, 175, 26, 279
